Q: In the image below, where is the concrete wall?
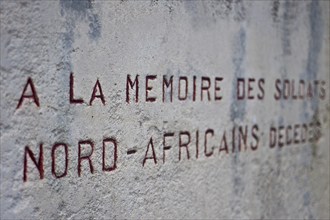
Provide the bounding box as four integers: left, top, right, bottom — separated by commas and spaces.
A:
1, 0, 329, 219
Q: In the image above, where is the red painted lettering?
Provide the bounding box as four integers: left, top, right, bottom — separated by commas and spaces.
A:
163, 132, 174, 163
162, 75, 173, 102
204, 129, 214, 157
70, 72, 84, 104
146, 75, 157, 102
126, 74, 139, 103
89, 79, 105, 105
143, 137, 157, 166
51, 143, 68, 178
17, 77, 40, 109
102, 138, 117, 172
179, 131, 190, 161
23, 144, 44, 182
201, 77, 211, 101
78, 140, 94, 177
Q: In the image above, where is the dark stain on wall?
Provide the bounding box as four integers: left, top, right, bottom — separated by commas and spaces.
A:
299, 0, 324, 153
52, 0, 104, 172
300, 1, 324, 218
278, 1, 299, 109
184, 0, 248, 29
272, 0, 280, 23
257, 116, 286, 219
229, 27, 247, 217
60, 0, 101, 41
60, 0, 93, 14
305, 0, 323, 114
232, 0, 246, 22
281, 0, 298, 56
230, 27, 246, 122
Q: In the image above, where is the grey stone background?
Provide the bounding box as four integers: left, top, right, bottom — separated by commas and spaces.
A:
1, 0, 329, 219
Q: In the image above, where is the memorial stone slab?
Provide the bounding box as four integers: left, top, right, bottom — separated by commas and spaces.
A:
0, 0, 329, 219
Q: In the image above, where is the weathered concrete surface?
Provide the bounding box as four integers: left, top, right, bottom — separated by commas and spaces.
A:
0, 1, 329, 219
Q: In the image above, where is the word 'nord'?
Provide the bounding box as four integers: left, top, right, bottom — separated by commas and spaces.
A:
23, 138, 117, 182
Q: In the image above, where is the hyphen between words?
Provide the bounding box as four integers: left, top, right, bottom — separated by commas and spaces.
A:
23, 121, 321, 182
15, 73, 326, 182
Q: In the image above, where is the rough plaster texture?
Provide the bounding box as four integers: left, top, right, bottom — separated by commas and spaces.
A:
0, 0, 329, 219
